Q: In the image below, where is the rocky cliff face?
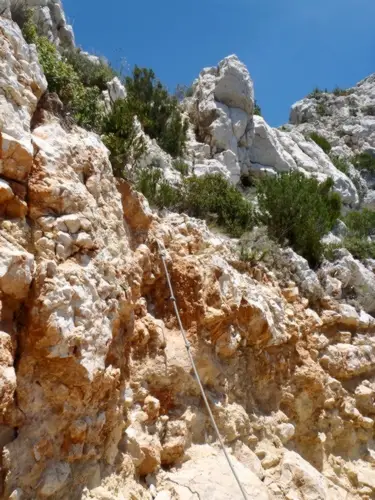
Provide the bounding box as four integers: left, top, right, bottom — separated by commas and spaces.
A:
1, 5, 375, 500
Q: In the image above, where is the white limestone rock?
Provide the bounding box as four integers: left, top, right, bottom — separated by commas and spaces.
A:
159, 445, 271, 500
0, 17, 47, 182
107, 77, 126, 103
249, 116, 358, 205
17, 0, 75, 47
187, 55, 254, 178
322, 252, 375, 313
289, 74, 375, 201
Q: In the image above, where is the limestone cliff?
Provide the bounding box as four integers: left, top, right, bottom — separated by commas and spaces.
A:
0, 6, 375, 500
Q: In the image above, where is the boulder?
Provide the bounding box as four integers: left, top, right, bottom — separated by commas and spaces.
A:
160, 445, 271, 499
249, 116, 358, 205
187, 55, 254, 179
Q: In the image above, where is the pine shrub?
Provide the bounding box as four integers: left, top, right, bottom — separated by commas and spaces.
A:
256, 171, 341, 266
309, 132, 332, 154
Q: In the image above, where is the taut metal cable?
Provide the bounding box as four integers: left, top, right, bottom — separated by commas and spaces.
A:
156, 239, 248, 500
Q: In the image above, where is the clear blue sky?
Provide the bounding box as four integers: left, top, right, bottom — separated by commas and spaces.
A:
63, 0, 375, 126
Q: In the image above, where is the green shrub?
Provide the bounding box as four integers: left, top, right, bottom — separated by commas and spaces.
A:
125, 66, 188, 157
344, 209, 375, 238
309, 132, 332, 154
316, 102, 328, 117
254, 101, 262, 116
331, 155, 349, 175
137, 171, 254, 237
63, 48, 117, 91
135, 164, 180, 209
256, 171, 341, 266
102, 99, 145, 177
23, 14, 105, 132
308, 87, 325, 99
333, 87, 352, 97
173, 160, 189, 176
342, 237, 375, 260
352, 152, 375, 174
238, 227, 281, 266
181, 174, 254, 237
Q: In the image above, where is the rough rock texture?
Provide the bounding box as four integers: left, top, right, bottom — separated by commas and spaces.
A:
290, 75, 375, 206
2, 7, 375, 500
186, 55, 255, 183
9, 0, 75, 47
0, 17, 47, 183
250, 116, 358, 204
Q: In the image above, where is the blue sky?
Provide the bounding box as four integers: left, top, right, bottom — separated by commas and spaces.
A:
63, 0, 375, 126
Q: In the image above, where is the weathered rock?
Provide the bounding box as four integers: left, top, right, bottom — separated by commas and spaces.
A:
249, 116, 358, 204
21, 0, 75, 47
0, 18, 47, 182
186, 55, 254, 180
322, 253, 375, 313
159, 445, 271, 499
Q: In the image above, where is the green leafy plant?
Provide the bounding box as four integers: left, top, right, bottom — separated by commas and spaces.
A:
342, 237, 375, 260
331, 155, 349, 175
175, 84, 194, 101
173, 159, 189, 176
238, 227, 281, 266
344, 209, 375, 238
102, 99, 145, 177
309, 132, 332, 154
256, 171, 341, 266
22, 14, 105, 132
181, 174, 254, 237
63, 48, 117, 91
316, 102, 328, 117
352, 152, 375, 174
135, 163, 180, 209
254, 100, 262, 116
308, 87, 325, 99
125, 66, 188, 157
333, 87, 352, 97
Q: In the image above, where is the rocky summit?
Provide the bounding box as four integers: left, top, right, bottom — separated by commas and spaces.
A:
0, 2, 375, 499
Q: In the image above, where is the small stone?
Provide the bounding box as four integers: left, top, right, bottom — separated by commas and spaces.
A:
143, 395, 160, 420
154, 492, 172, 500
75, 232, 95, 249
276, 423, 295, 444
9, 489, 23, 500
261, 453, 280, 469
337, 331, 352, 344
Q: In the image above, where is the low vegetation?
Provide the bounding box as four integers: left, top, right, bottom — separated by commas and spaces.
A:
333, 87, 353, 97
21, 11, 189, 170
331, 155, 349, 175
20, 7, 375, 270
309, 133, 332, 154
256, 172, 341, 266
254, 101, 262, 116
22, 12, 105, 132
324, 209, 375, 261
352, 152, 375, 174
135, 168, 254, 237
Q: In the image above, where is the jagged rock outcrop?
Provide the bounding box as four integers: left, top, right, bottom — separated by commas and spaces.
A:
6, 0, 75, 47
290, 75, 375, 207
186, 55, 255, 183
250, 115, 358, 204
1, 5, 375, 500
